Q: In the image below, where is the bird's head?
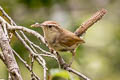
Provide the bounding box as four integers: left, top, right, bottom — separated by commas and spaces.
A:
31, 21, 62, 32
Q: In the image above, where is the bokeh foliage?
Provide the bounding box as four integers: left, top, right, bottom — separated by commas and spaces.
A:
0, 0, 120, 80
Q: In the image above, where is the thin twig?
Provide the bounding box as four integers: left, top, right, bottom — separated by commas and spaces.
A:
2, 22, 10, 42
14, 31, 47, 80
12, 49, 40, 80
30, 56, 35, 80
21, 33, 41, 80
55, 52, 91, 80
0, 6, 15, 25
0, 6, 15, 41
66, 67, 90, 80
6, 25, 45, 44
35, 55, 47, 80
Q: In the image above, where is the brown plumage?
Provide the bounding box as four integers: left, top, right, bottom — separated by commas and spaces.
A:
31, 21, 85, 66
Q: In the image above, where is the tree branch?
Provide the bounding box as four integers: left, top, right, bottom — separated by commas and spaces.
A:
74, 9, 107, 37
0, 24, 23, 80
0, 6, 107, 80
8, 25, 45, 44
7, 20, 91, 80
12, 49, 40, 80
14, 30, 47, 80
0, 52, 5, 63
55, 52, 90, 80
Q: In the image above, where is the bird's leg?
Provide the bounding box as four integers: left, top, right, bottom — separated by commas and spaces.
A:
67, 50, 76, 67
49, 48, 54, 53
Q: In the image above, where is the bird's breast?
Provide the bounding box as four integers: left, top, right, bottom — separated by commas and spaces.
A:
44, 30, 79, 52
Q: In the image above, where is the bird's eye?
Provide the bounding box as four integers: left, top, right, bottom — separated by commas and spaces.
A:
48, 25, 52, 28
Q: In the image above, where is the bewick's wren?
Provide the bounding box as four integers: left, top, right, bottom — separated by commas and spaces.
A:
31, 21, 85, 66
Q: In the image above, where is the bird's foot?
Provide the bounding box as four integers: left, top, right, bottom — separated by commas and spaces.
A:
61, 63, 71, 69
49, 48, 55, 54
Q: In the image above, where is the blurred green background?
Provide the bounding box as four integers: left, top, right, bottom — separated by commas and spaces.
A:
0, 0, 120, 80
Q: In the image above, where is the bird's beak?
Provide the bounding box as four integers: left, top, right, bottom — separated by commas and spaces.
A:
31, 23, 44, 28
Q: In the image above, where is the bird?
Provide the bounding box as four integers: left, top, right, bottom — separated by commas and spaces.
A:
31, 21, 85, 66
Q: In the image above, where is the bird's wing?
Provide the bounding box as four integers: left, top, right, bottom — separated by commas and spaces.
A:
59, 30, 85, 47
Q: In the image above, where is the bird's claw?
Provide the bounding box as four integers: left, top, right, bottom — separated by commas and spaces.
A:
61, 63, 71, 69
